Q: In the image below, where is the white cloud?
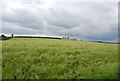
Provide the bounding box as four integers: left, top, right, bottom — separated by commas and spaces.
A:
1, 0, 118, 42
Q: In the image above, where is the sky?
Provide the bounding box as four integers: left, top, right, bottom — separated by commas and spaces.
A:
0, 0, 119, 42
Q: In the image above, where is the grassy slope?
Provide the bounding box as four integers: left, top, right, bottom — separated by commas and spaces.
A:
2, 38, 118, 79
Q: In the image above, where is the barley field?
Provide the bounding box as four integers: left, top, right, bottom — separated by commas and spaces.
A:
2, 38, 118, 79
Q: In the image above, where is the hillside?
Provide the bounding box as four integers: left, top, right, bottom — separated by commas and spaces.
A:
2, 38, 118, 79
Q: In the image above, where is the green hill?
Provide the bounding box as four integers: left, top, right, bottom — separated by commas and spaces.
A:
2, 38, 118, 79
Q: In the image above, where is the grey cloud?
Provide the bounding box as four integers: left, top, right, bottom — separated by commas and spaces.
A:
1, 1, 118, 42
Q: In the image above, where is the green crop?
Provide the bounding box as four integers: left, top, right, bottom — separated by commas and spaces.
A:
2, 38, 118, 79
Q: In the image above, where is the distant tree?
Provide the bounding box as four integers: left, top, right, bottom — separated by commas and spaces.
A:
67, 37, 69, 39
1, 34, 6, 38
0, 34, 7, 40
11, 34, 14, 37
97, 41, 104, 43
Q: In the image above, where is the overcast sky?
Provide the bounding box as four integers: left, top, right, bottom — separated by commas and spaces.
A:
0, 0, 119, 42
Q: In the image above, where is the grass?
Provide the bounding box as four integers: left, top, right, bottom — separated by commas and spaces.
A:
2, 38, 118, 79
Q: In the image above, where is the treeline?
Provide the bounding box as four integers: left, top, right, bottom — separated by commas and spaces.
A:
14, 36, 62, 39
0, 34, 12, 40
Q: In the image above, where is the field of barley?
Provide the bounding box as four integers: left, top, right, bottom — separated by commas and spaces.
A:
2, 38, 118, 79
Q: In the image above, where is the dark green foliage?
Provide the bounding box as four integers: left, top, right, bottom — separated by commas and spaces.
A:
0, 34, 12, 40
96, 41, 104, 43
